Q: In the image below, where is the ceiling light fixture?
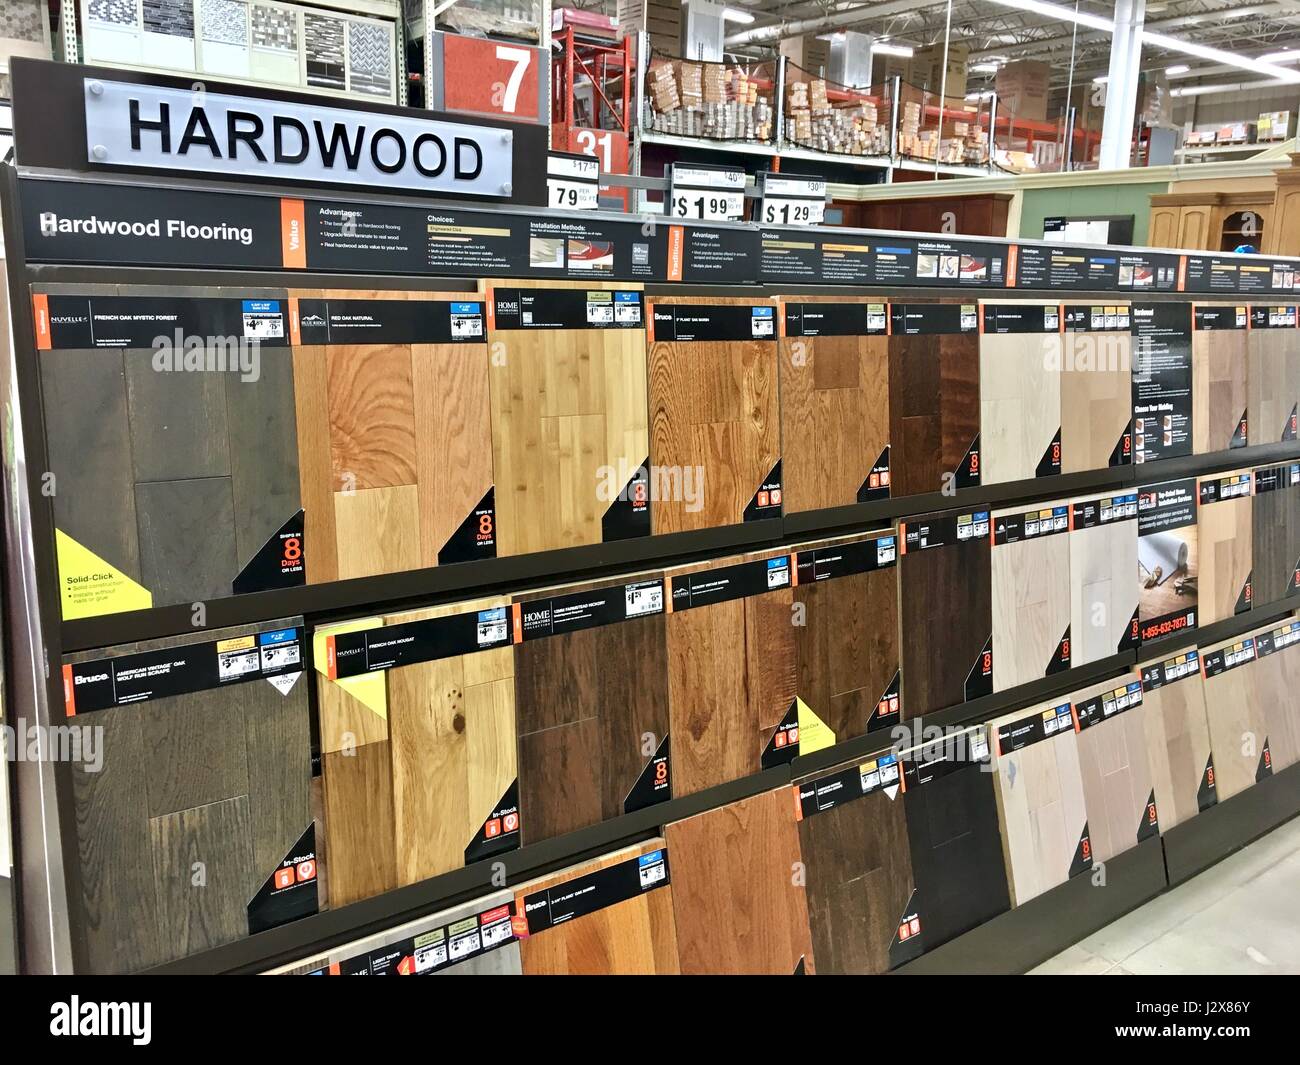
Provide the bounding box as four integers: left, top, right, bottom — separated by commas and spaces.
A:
1259, 50, 1300, 65
874, 42, 915, 58
970, 62, 999, 73
721, 7, 755, 23
1165, 64, 1189, 75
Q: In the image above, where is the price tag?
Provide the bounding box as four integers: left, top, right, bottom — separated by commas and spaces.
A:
668, 163, 746, 222
547, 151, 600, 211
757, 172, 826, 227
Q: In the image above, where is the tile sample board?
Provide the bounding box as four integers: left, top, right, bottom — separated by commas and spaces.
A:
1072, 676, 1159, 864
990, 500, 1073, 691
485, 283, 651, 555
1137, 478, 1199, 643
899, 507, 993, 717
1068, 490, 1140, 666
63, 619, 313, 972
1252, 462, 1300, 604
665, 788, 815, 974
1250, 618, 1300, 773
779, 298, 892, 509
792, 531, 902, 737
664, 548, 797, 794
1191, 305, 1249, 453
888, 303, 980, 496
512, 571, 671, 845
900, 728, 1010, 951
988, 699, 1091, 906
1200, 633, 1269, 801
289, 290, 495, 583
1196, 470, 1253, 624
794, 751, 918, 972
36, 286, 301, 620
1246, 305, 1299, 445
1061, 304, 1133, 473
647, 296, 781, 532
979, 303, 1062, 484
1138, 648, 1217, 831
514, 840, 678, 974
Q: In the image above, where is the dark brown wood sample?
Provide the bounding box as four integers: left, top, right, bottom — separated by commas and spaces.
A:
778, 297, 891, 510
513, 571, 670, 845
665, 788, 815, 974
1060, 305, 1133, 473
899, 508, 993, 717
888, 303, 980, 497
65, 618, 311, 972
1191, 306, 1248, 453
1253, 463, 1300, 605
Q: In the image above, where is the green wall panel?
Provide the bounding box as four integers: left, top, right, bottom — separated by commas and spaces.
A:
1018, 182, 1169, 242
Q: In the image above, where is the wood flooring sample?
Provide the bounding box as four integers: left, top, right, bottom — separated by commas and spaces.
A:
1068, 491, 1140, 667
991, 500, 1073, 692
1196, 470, 1253, 624
1200, 633, 1270, 802
1192, 307, 1249, 453
792, 531, 902, 736
665, 789, 814, 974
1137, 649, 1217, 831
979, 304, 1062, 484
899, 508, 993, 717
1249, 618, 1300, 774
648, 296, 781, 532
779, 298, 892, 510
515, 841, 678, 974
513, 572, 670, 844
1060, 305, 1133, 473
888, 303, 980, 497
1072, 676, 1159, 864
64, 618, 312, 972
988, 699, 1091, 906
1252, 463, 1300, 604
291, 290, 496, 583
1247, 307, 1300, 445
486, 282, 650, 554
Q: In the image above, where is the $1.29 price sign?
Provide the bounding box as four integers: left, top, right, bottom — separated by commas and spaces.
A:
668, 163, 746, 222
757, 172, 826, 227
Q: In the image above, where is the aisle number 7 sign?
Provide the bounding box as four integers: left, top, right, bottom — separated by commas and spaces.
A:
429, 31, 547, 125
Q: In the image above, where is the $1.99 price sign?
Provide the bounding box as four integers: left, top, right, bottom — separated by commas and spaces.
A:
668, 163, 747, 222
758, 172, 826, 227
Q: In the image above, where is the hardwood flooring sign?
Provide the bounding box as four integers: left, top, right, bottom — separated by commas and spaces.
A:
665, 788, 815, 974
979, 303, 1063, 484
899, 508, 993, 717
779, 298, 892, 509
988, 699, 1092, 906
1252, 462, 1300, 604
1191, 306, 1249, 453
289, 290, 495, 584
888, 303, 980, 496
1060, 305, 1133, 473
1137, 478, 1199, 643
1246, 306, 1299, 445
991, 500, 1073, 691
1072, 676, 1159, 864
1068, 491, 1141, 666
1200, 633, 1270, 801
1196, 470, 1253, 624
1250, 618, 1300, 773
1137, 648, 1216, 831
485, 282, 651, 555
647, 296, 781, 532
62, 619, 313, 972
36, 286, 302, 620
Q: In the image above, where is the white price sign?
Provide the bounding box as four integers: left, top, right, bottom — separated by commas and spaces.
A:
758, 172, 826, 227
668, 163, 746, 222
547, 152, 600, 211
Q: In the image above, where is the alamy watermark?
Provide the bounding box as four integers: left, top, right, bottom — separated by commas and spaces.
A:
597, 459, 706, 513
2, 717, 103, 772
152, 330, 261, 383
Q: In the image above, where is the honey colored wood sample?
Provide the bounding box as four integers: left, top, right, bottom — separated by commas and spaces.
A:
515, 841, 679, 974
988, 700, 1091, 906
1246, 309, 1300, 444
1068, 492, 1140, 666
486, 281, 649, 554
1191, 309, 1248, 453
979, 305, 1062, 485
778, 298, 891, 510
648, 296, 781, 532
1199, 633, 1269, 802
1249, 618, 1300, 773
1137, 649, 1216, 832
65, 618, 311, 972
1196, 471, 1254, 624
1253, 464, 1300, 604
665, 789, 815, 974
1060, 307, 1132, 473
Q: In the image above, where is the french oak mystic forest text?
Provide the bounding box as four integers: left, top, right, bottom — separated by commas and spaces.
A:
1068, 492, 1139, 666
665, 788, 815, 974
978, 312, 1062, 485
1137, 650, 1215, 832
1191, 312, 1248, 452
991, 501, 1072, 691
1247, 320, 1300, 444
1196, 471, 1253, 624
1199, 633, 1268, 802
1060, 307, 1132, 473
1250, 619, 1300, 773
66, 619, 311, 972
1253, 465, 1300, 603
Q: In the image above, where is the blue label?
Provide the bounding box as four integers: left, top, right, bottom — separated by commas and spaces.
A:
259, 627, 299, 646
615, 291, 640, 303
638, 850, 664, 868
879, 536, 895, 548
243, 300, 279, 313
479, 607, 506, 624
973, 510, 990, 522
767, 557, 789, 572
878, 246, 912, 255
450, 302, 481, 314
752, 307, 774, 318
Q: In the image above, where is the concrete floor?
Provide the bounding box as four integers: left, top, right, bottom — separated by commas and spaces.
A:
1032, 816, 1300, 974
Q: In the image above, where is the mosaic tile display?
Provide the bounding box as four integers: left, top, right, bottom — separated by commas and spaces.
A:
87, 0, 138, 27
143, 0, 195, 37
200, 0, 247, 45
251, 4, 296, 51
2, 0, 46, 41
347, 20, 391, 97
304, 11, 345, 90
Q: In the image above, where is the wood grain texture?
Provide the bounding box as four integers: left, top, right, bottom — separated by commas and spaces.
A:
1253, 476, 1300, 603
514, 575, 669, 844
778, 297, 889, 511
124, 348, 231, 482
665, 548, 796, 796
648, 295, 778, 532
516, 840, 679, 974
1060, 322, 1132, 473
1069, 500, 1139, 666
796, 771, 913, 973
1137, 658, 1214, 832
1247, 327, 1300, 444
134, 477, 238, 603
1249, 621, 1300, 773
333, 484, 421, 580
327, 342, 417, 490
1192, 326, 1248, 453
1197, 475, 1253, 624
489, 281, 649, 553
991, 504, 1072, 691
1200, 635, 1267, 802
665, 788, 815, 974
979, 328, 1061, 485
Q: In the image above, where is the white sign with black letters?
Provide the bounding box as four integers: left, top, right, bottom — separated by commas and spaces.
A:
547, 151, 600, 211
668, 163, 746, 222
757, 172, 826, 227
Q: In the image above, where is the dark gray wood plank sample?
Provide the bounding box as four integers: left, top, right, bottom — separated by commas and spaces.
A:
142, 695, 250, 819
135, 477, 238, 603
124, 349, 232, 482
243, 674, 313, 893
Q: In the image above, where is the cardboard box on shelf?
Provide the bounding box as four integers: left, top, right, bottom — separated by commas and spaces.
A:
996, 60, 1049, 121
909, 43, 969, 99
1258, 111, 1292, 141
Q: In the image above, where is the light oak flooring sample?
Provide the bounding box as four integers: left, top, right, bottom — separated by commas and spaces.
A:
1200, 633, 1269, 802
778, 298, 891, 510
515, 841, 678, 974
1137, 650, 1216, 832
1060, 309, 1132, 473
1192, 311, 1248, 453
979, 308, 1062, 484
1197, 471, 1253, 624
1068, 492, 1140, 666
1253, 464, 1300, 604
648, 296, 780, 532
665, 789, 815, 974
1250, 618, 1300, 774
1246, 315, 1300, 444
